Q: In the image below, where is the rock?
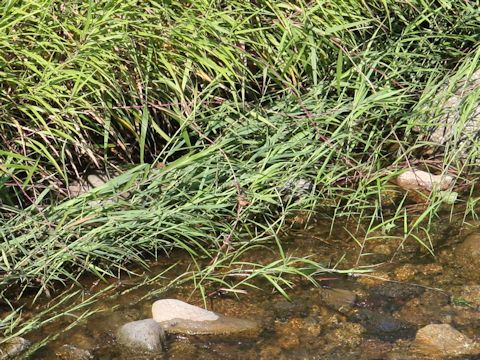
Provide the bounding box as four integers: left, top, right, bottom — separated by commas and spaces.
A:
373, 244, 395, 256
368, 282, 424, 312
356, 271, 391, 286
56, 345, 93, 360
152, 299, 219, 323
318, 288, 356, 310
352, 309, 415, 341
275, 317, 322, 339
282, 178, 313, 198
394, 264, 417, 281
0, 337, 30, 359
457, 285, 480, 308
395, 169, 453, 191
413, 324, 480, 357
117, 319, 165, 352
159, 315, 260, 336
395, 291, 451, 326
455, 233, 480, 270
419, 263, 443, 276
324, 323, 365, 350
370, 282, 424, 301
420, 68, 480, 161
152, 299, 260, 336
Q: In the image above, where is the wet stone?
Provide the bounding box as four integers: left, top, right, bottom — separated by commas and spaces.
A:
152, 299, 260, 336
456, 285, 480, 308
0, 337, 30, 360
159, 315, 260, 336
271, 299, 308, 319
117, 319, 165, 352
352, 309, 416, 341
393, 264, 417, 282
318, 288, 356, 311
152, 299, 218, 322
455, 233, 480, 272
368, 282, 424, 312
55, 345, 93, 360
413, 324, 480, 357
324, 322, 365, 351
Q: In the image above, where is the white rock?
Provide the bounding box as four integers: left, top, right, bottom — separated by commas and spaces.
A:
395, 169, 453, 191
152, 299, 219, 323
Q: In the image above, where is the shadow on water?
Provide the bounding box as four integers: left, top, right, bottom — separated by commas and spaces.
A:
14, 215, 480, 359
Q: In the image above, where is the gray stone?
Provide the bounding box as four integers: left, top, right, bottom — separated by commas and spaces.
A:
414, 324, 480, 357
0, 337, 30, 359
117, 319, 165, 352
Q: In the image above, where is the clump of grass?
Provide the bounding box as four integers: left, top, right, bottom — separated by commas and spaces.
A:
1, 0, 480, 347
1, 0, 479, 206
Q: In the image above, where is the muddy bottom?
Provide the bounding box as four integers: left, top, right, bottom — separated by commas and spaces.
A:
15, 216, 480, 359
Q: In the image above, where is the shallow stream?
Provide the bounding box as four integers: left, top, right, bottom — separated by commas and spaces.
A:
15, 214, 480, 359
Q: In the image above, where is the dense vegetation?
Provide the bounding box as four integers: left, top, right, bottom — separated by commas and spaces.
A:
1, 0, 479, 346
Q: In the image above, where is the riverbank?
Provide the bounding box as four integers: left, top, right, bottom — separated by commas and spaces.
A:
1, 0, 480, 354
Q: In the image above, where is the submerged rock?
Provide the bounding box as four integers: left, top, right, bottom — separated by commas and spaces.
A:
0, 337, 30, 359
454, 233, 480, 270
413, 324, 480, 357
458, 285, 480, 308
56, 345, 93, 360
117, 319, 165, 352
352, 309, 415, 341
318, 288, 356, 311
152, 299, 260, 336
158, 315, 260, 336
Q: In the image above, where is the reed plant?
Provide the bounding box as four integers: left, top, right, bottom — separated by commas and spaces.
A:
1, 0, 480, 346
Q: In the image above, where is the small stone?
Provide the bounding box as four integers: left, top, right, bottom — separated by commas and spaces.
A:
279, 334, 300, 350
259, 344, 282, 360
319, 288, 356, 310
455, 233, 480, 270
353, 309, 415, 341
356, 271, 390, 286
325, 323, 365, 349
373, 244, 394, 256
394, 264, 417, 281
56, 345, 93, 360
420, 263, 443, 275
117, 319, 165, 352
152, 299, 218, 323
0, 337, 30, 359
414, 324, 480, 357
395, 169, 453, 191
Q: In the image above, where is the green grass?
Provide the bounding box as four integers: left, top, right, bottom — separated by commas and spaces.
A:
1, 0, 480, 349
